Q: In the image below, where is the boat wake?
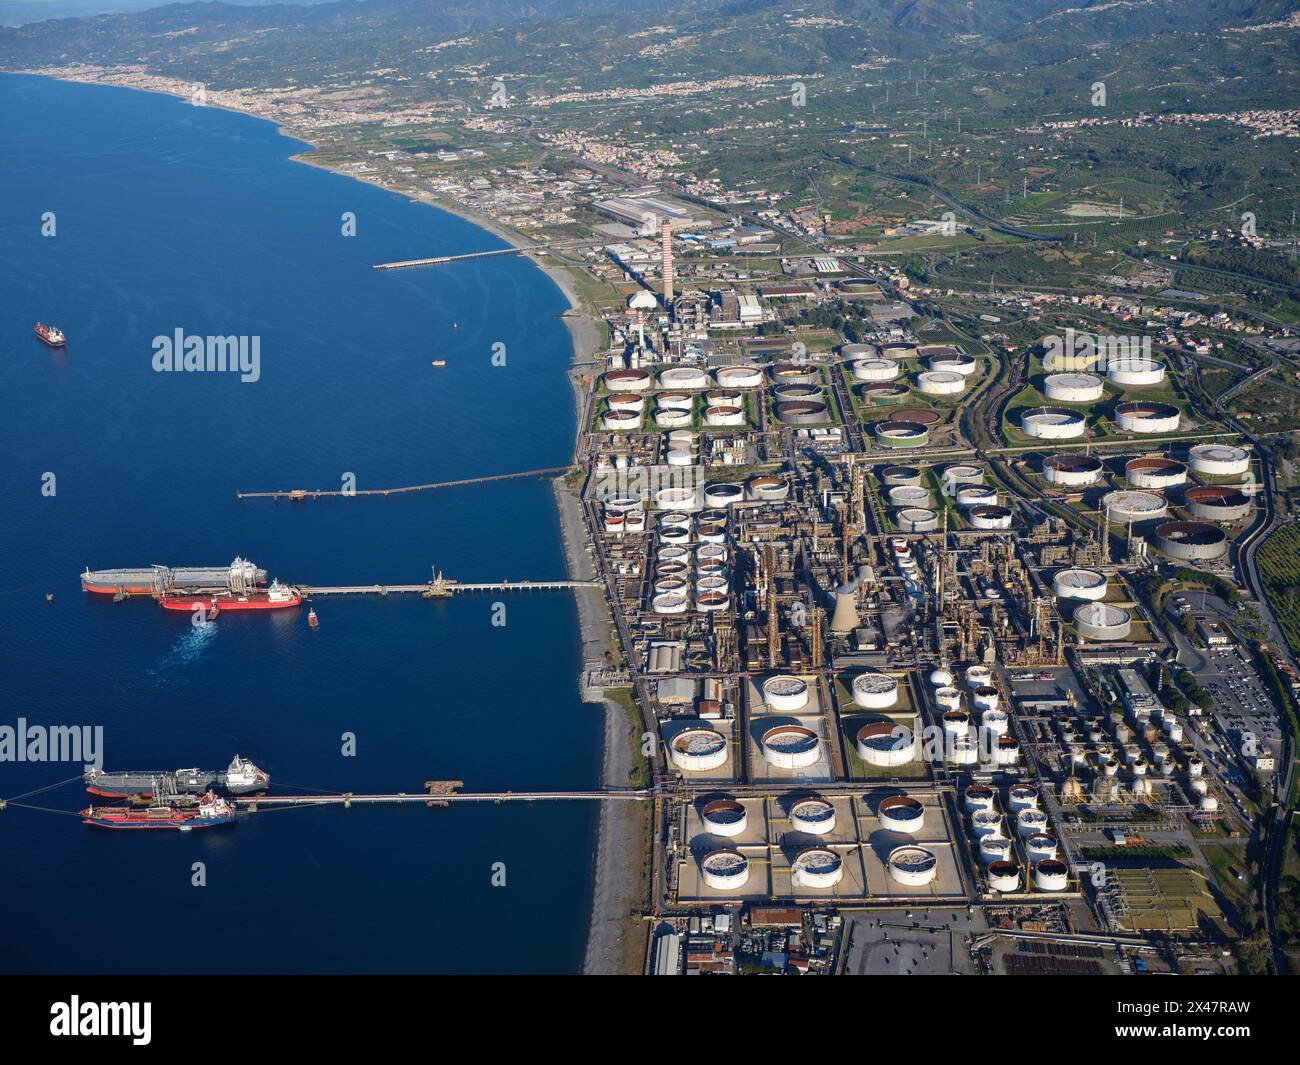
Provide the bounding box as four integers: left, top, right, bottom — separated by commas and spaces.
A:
148, 621, 218, 683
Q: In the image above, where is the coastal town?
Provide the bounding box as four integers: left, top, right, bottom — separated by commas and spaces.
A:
8, 0, 1300, 987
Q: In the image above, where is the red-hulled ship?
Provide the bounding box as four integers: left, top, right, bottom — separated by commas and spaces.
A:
81, 791, 235, 830
34, 323, 66, 347
159, 579, 301, 612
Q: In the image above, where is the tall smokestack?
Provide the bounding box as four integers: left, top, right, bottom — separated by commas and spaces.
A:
661, 220, 674, 303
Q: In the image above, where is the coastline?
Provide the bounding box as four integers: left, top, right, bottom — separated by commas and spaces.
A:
14, 67, 642, 975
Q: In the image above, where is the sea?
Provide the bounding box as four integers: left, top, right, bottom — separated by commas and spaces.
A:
0, 72, 602, 973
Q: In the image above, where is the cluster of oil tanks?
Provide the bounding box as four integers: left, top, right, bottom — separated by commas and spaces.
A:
965, 784, 1068, 893
652, 509, 732, 615
768, 363, 831, 425
695, 792, 850, 891
930, 667, 1021, 767
1057, 696, 1213, 810
601, 362, 768, 431
1049, 567, 1134, 641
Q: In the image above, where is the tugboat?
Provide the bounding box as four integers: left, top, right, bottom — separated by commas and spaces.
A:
307, 608, 319, 628
34, 323, 66, 347
81, 790, 235, 830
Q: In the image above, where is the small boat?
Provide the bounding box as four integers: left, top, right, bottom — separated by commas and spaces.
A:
307, 608, 319, 628
431, 360, 447, 367
34, 323, 66, 347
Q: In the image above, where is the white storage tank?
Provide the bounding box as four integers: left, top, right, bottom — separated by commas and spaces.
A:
714, 364, 763, 389
604, 368, 651, 392
965, 666, 993, 690
791, 798, 837, 835
669, 728, 728, 772
1053, 568, 1107, 602
1007, 785, 1039, 813
652, 591, 689, 614
1042, 453, 1104, 485
971, 810, 1003, 839
701, 799, 748, 837
888, 484, 932, 509
1107, 356, 1166, 387
878, 795, 926, 834
761, 725, 820, 769
949, 736, 980, 765
956, 486, 998, 509
964, 785, 996, 813
942, 710, 971, 739
1033, 860, 1069, 892
1072, 602, 1133, 641
1025, 834, 1058, 863
979, 836, 1013, 865
887, 846, 938, 887
702, 482, 744, 508
1021, 406, 1086, 440
987, 861, 1021, 892
852, 671, 899, 710
916, 370, 966, 396
658, 366, 708, 390
1016, 808, 1049, 838
1125, 455, 1188, 489
1114, 401, 1181, 434
856, 722, 915, 766
700, 849, 750, 890
1103, 490, 1169, 524
896, 507, 939, 533
762, 675, 810, 711
1188, 444, 1250, 478
851, 358, 901, 382
1044, 372, 1104, 403
969, 505, 1013, 530
791, 847, 845, 889
704, 405, 744, 427
746, 476, 789, 502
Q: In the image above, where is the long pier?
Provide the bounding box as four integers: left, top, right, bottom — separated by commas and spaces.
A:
295, 578, 597, 597
371, 238, 602, 271
373, 246, 527, 270
236, 466, 574, 501
235, 789, 650, 807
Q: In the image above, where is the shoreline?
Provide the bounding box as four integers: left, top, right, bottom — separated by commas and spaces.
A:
15, 67, 641, 975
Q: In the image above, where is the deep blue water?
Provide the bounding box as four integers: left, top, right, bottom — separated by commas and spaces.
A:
0, 73, 601, 973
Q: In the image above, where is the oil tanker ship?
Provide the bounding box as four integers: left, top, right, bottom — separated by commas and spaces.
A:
81, 556, 267, 596
34, 322, 66, 347
84, 755, 269, 799
81, 791, 235, 830
159, 579, 300, 613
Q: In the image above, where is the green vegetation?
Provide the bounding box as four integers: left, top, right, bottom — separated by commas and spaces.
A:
1260, 523, 1300, 655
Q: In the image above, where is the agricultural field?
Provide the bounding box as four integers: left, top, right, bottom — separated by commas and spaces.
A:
1259, 523, 1300, 656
